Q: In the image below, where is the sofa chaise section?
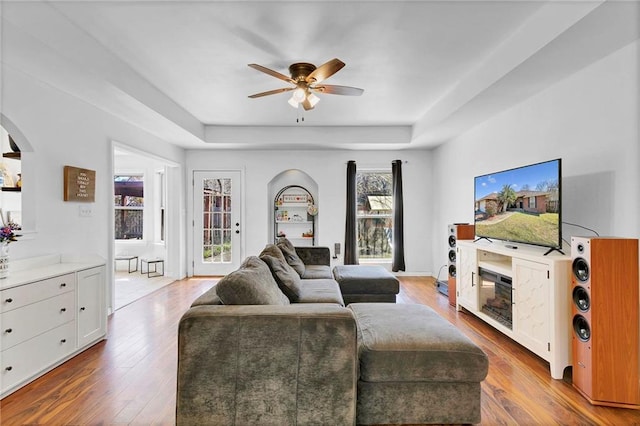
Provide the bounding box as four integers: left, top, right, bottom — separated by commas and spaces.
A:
349, 303, 489, 425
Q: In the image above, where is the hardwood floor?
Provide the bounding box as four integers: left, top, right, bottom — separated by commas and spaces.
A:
2, 276, 639, 425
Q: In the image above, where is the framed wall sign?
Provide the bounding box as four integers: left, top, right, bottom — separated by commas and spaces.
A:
63, 165, 96, 202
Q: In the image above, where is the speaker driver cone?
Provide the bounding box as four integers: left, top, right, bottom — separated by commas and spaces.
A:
448, 249, 456, 263
448, 235, 456, 248
572, 286, 590, 312
573, 315, 591, 342
448, 264, 456, 278
572, 258, 590, 282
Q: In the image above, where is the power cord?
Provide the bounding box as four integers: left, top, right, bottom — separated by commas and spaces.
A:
434, 264, 447, 287
562, 221, 600, 236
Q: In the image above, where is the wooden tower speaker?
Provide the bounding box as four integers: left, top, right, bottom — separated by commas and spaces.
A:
447, 224, 475, 306
571, 236, 639, 408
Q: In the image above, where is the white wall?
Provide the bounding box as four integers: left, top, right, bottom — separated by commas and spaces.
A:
2, 68, 186, 309
430, 40, 639, 269
186, 149, 433, 274
8, 32, 636, 286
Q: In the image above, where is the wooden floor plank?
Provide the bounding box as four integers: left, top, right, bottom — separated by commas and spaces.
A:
1, 276, 639, 425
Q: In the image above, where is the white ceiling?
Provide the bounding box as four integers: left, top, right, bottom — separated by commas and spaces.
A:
2, 1, 639, 150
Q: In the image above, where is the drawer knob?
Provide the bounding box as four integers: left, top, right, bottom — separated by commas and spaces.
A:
5, 366, 12, 371
60, 339, 67, 343
5, 328, 12, 333
60, 283, 66, 288
5, 298, 12, 303
60, 308, 67, 313
80, 307, 86, 311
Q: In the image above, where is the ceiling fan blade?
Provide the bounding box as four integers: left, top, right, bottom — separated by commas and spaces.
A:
301, 98, 314, 111
313, 85, 364, 96
248, 87, 294, 98
248, 64, 295, 83
306, 58, 345, 83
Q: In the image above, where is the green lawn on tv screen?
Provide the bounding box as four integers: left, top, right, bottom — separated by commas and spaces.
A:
476, 212, 559, 247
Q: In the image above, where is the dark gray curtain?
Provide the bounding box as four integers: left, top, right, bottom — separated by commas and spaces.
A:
392, 160, 405, 271
344, 160, 358, 265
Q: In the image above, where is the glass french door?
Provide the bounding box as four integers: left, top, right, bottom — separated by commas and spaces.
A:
193, 171, 242, 275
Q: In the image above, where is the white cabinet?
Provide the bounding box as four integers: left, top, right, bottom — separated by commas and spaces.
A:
77, 266, 106, 347
0, 262, 106, 397
456, 244, 478, 311
456, 240, 571, 379
513, 259, 550, 357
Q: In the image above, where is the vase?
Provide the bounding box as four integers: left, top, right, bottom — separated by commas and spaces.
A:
0, 243, 9, 279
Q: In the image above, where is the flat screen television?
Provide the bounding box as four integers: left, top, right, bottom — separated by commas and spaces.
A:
474, 158, 562, 253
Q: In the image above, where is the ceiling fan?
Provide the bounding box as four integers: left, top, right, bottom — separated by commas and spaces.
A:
247, 58, 364, 111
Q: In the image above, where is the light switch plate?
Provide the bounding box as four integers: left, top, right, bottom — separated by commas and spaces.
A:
79, 205, 93, 217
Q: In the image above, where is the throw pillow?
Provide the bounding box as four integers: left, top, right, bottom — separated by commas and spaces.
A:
259, 244, 303, 302
277, 238, 306, 276
215, 256, 290, 305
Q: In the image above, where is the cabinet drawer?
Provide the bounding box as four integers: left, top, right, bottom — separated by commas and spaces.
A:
1, 291, 76, 350
1, 321, 76, 394
0, 273, 76, 313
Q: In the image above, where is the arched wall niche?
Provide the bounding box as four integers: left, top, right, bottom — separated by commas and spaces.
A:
1, 114, 36, 232
267, 169, 318, 244
1, 115, 34, 152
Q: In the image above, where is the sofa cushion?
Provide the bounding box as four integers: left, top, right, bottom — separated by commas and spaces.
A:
259, 244, 303, 302
215, 256, 290, 305
191, 286, 223, 306
277, 238, 306, 276
301, 264, 333, 280
349, 303, 488, 383
297, 279, 345, 306
333, 265, 399, 295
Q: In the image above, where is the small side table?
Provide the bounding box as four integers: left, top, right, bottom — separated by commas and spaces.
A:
140, 258, 164, 278
115, 255, 139, 273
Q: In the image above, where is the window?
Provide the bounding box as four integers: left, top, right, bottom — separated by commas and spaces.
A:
156, 170, 166, 242
114, 175, 144, 240
356, 171, 393, 260
202, 178, 233, 263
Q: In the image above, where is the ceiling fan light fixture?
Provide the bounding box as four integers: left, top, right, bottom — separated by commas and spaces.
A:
292, 87, 306, 103
287, 96, 299, 108
307, 92, 320, 107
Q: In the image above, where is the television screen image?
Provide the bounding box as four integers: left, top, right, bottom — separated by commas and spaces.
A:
474, 159, 561, 249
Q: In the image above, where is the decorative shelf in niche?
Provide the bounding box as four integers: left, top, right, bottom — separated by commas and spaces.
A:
274, 185, 316, 246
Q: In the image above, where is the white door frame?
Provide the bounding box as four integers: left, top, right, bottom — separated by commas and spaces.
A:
109, 141, 184, 314
192, 169, 244, 276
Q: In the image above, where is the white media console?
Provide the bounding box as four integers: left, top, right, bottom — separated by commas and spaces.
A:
456, 240, 571, 379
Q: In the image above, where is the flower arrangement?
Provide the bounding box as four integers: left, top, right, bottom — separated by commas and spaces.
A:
0, 222, 21, 244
